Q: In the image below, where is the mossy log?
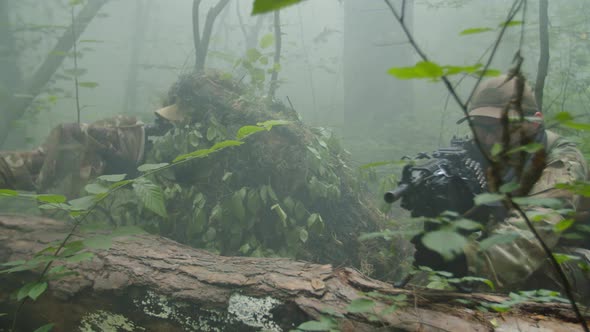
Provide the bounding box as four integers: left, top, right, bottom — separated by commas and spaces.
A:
0, 215, 588, 332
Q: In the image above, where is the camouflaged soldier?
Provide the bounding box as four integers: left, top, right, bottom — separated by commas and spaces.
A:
0, 105, 183, 198
414, 75, 590, 303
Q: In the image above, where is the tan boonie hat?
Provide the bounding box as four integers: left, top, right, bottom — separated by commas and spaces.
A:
457, 74, 539, 124
154, 104, 186, 123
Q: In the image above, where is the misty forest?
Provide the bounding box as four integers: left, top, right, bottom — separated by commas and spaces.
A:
1, 0, 590, 331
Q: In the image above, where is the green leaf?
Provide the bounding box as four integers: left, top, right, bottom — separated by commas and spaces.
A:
0, 189, 18, 196
562, 121, 590, 131
246, 190, 262, 214
499, 182, 519, 193
33, 323, 54, 332
246, 48, 262, 63
64, 68, 87, 76
452, 219, 483, 231
474, 193, 504, 206
60, 240, 85, 257
35, 194, 67, 204
17, 283, 36, 301
78, 81, 99, 88
69, 0, 82, 5
512, 197, 563, 209
552, 112, 574, 123
28, 282, 48, 300
83, 235, 112, 250
231, 190, 246, 222
271, 204, 288, 228
555, 182, 590, 197
507, 143, 544, 154
259, 33, 275, 49
346, 298, 375, 313
64, 252, 94, 263
137, 163, 169, 172
479, 233, 520, 251
68, 195, 96, 211
133, 179, 167, 217
299, 228, 309, 243
459, 276, 495, 290
553, 253, 579, 264
256, 119, 291, 130
252, 0, 303, 14
554, 219, 575, 233
490, 143, 502, 157
210, 140, 244, 152
388, 61, 444, 80
460, 27, 493, 35
173, 148, 211, 162
236, 125, 265, 139
99, 174, 126, 182
79, 39, 103, 43
297, 319, 333, 331
500, 20, 523, 27
84, 183, 109, 194
422, 230, 467, 260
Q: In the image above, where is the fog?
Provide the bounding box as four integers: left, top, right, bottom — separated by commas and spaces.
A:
1, 0, 587, 159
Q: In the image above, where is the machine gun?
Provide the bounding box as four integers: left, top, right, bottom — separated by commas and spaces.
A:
384, 137, 488, 218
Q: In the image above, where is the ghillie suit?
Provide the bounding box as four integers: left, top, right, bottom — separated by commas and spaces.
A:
123, 71, 390, 272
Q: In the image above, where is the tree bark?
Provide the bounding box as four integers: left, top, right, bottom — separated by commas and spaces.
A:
535, 0, 550, 111
0, 0, 108, 148
268, 11, 281, 99
193, 0, 231, 73
0, 215, 587, 332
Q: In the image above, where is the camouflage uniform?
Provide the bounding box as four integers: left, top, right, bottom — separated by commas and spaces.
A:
463, 130, 590, 302
415, 75, 590, 302
0, 116, 146, 198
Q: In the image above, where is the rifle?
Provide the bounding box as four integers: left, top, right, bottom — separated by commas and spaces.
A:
384, 137, 488, 218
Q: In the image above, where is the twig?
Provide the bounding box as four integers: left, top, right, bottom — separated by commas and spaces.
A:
71, 6, 81, 124
268, 10, 281, 99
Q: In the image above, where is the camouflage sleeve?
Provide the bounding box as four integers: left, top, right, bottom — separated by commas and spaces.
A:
463, 140, 588, 289
0, 148, 45, 191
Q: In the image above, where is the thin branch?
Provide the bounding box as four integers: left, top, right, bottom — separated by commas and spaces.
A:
192, 0, 202, 70
534, 0, 549, 110
268, 10, 281, 99
195, 0, 230, 72
71, 6, 81, 124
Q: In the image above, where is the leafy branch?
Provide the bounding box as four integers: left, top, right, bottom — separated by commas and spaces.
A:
3, 119, 290, 331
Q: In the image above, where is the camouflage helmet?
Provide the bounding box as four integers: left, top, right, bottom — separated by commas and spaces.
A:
457, 74, 539, 124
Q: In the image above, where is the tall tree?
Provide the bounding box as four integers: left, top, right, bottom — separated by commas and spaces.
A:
535, 0, 549, 111
192, 0, 231, 72
123, 0, 150, 115
0, 0, 108, 147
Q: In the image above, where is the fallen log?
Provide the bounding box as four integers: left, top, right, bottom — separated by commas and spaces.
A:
0, 215, 588, 332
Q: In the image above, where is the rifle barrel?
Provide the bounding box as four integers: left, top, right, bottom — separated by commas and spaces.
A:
384, 183, 409, 203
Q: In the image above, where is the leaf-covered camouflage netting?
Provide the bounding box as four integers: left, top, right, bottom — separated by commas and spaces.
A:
107, 71, 390, 272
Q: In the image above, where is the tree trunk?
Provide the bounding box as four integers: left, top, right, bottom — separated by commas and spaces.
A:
123, 0, 150, 116
193, 0, 231, 73
0, 215, 587, 332
535, 0, 550, 111
0, 0, 108, 148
